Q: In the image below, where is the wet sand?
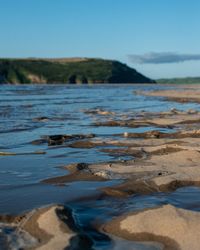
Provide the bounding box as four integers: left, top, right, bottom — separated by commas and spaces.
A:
2, 84, 200, 249
42, 128, 200, 197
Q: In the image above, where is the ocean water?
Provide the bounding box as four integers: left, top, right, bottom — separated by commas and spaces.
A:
0, 84, 200, 249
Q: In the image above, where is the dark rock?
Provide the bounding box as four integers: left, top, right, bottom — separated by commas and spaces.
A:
48, 135, 65, 146
33, 116, 49, 122
47, 134, 95, 146
32, 134, 96, 146
76, 163, 89, 171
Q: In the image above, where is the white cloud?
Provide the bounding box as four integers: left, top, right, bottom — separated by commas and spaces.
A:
128, 52, 200, 64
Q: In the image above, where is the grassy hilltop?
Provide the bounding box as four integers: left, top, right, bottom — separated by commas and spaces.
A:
0, 58, 154, 84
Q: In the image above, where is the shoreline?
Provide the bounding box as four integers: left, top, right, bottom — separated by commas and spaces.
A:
2, 84, 200, 249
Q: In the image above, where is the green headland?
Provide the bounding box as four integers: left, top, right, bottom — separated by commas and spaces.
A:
0, 58, 155, 84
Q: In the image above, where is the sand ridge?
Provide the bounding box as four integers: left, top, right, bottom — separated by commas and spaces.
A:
103, 204, 200, 250
0, 205, 76, 250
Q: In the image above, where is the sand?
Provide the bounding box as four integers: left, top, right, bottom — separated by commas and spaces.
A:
35, 206, 74, 250
0, 205, 76, 250
42, 125, 200, 195
43, 147, 200, 196
103, 204, 200, 250
136, 86, 200, 103
94, 149, 200, 196
92, 108, 200, 129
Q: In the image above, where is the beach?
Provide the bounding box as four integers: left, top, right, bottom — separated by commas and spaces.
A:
1, 84, 200, 249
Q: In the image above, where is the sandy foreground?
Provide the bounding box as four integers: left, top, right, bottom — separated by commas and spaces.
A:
2, 85, 200, 249
0, 205, 77, 249
32, 206, 74, 250
103, 204, 200, 250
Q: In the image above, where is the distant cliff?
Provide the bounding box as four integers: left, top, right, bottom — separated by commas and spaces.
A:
0, 58, 155, 84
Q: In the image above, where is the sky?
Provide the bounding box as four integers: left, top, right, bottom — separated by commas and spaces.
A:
0, 0, 200, 79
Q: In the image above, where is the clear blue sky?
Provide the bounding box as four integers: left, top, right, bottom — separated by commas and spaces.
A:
0, 0, 200, 79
